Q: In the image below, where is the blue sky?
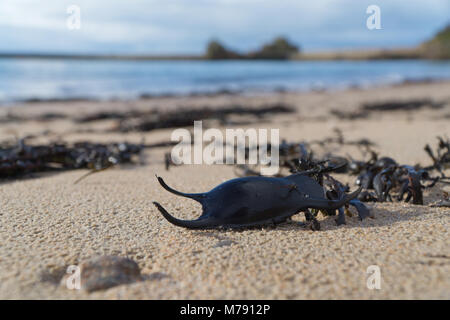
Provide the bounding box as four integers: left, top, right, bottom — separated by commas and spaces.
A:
1, 0, 449, 54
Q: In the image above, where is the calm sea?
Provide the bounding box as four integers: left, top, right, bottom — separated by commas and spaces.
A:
1, 59, 449, 103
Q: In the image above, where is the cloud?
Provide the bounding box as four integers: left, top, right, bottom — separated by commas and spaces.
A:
0, 0, 448, 53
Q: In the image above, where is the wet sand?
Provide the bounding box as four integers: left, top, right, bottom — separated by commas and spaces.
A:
0, 81, 449, 299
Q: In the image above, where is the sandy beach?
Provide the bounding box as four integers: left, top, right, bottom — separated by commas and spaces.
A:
0, 81, 449, 299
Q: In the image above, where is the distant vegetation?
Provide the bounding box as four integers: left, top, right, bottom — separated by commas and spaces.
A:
248, 37, 300, 59
204, 26, 450, 61
3, 25, 448, 61
420, 24, 450, 59
205, 36, 300, 60
205, 40, 242, 59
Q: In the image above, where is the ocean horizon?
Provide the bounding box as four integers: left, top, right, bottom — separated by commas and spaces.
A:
1, 58, 450, 104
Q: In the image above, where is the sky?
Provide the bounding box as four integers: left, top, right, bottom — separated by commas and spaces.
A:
0, 0, 449, 54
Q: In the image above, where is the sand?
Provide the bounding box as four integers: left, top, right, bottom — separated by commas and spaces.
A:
0, 81, 449, 299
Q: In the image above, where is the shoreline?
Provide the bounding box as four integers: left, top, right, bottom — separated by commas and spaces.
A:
0, 47, 426, 61
1, 77, 448, 108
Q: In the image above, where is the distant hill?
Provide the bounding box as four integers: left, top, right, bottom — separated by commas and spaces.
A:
205, 40, 243, 59
247, 37, 300, 60
420, 24, 450, 59
205, 36, 299, 60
